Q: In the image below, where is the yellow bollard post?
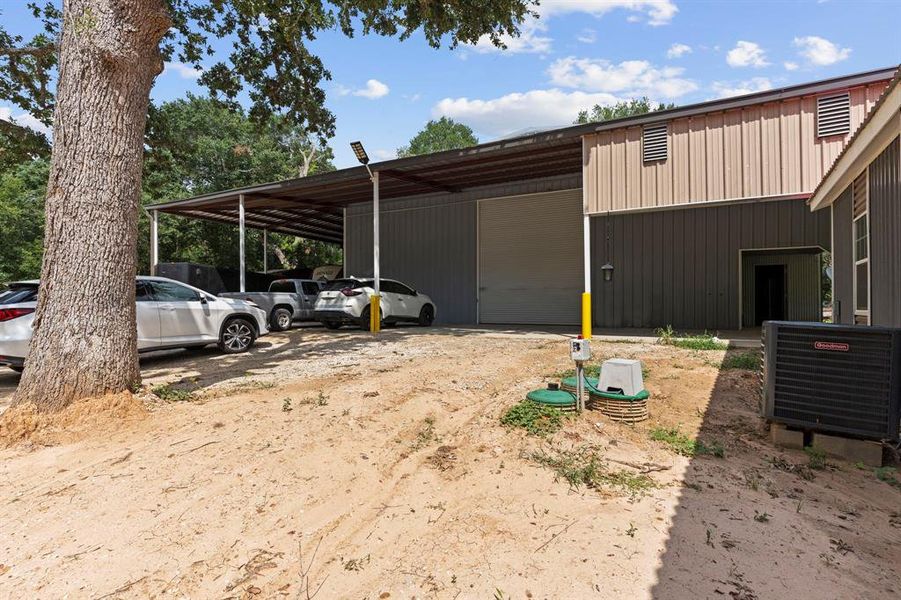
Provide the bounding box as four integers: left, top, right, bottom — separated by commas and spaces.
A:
370, 294, 381, 333
581, 292, 592, 340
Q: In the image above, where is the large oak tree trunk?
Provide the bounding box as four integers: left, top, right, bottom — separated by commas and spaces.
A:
13, 0, 170, 411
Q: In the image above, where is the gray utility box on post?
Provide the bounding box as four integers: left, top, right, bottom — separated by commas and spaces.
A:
762, 320, 901, 441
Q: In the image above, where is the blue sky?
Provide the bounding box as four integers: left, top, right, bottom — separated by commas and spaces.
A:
2, 0, 899, 169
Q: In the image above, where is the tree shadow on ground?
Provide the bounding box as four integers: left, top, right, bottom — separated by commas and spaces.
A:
650, 346, 901, 600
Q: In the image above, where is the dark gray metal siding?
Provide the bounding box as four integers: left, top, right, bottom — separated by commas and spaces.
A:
345, 174, 581, 324
591, 198, 831, 330
831, 186, 854, 324
869, 136, 901, 327
740, 252, 822, 327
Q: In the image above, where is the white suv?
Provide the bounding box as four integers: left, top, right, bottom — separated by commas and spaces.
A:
314, 278, 436, 330
0, 276, 269, 373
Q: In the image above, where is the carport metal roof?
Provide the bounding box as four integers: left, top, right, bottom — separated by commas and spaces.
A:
146, 66, 898, 245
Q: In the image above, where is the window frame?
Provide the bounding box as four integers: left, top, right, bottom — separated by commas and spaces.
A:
852, 172, 870, 324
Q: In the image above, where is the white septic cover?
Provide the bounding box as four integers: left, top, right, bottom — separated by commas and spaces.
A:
598, 358, 644, 396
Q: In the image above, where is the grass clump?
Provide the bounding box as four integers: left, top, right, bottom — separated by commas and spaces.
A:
720, 351, 761, 371
656, 325, 728, 350
152, 384, 195, 402
874, 466, 901, 489
501, 400, 566, 437
804, 445, 828, 470
650, 427, 725, 458
530, 446, 656, 497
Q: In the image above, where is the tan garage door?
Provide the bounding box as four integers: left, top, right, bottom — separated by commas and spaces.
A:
478, 189, 583, 325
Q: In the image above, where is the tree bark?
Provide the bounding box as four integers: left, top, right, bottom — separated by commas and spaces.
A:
13, 0, 170, 411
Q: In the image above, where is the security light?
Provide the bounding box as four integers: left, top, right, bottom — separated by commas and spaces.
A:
350, 141, 370, 165
601, 262, 614, 282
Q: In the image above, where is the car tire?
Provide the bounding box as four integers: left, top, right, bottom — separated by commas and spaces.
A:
323, 321, 342, 330
9, 366, 24, 374
358, 306, 383, 331
218, 317, 257, 353
418, 305, 435, 327
270, 308, 292, 332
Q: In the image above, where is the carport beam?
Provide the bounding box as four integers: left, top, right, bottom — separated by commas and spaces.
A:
263, 229, 268, 273
239, 194, 246, 293
582, 214, 592, 340
371, 170, 381, 333
150, 209, 159, 276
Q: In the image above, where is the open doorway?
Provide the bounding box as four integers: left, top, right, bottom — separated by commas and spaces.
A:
754, 264, 786, 325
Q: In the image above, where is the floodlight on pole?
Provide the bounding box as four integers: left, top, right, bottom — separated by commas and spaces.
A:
350, 141, 374, 179
351, 140, 381, 333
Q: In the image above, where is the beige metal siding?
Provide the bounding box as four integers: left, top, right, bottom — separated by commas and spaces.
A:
479, 190, 583, 324
584, 82, 889, 214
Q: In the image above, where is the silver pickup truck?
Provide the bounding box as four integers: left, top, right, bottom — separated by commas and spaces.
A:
220, 279, 324, 331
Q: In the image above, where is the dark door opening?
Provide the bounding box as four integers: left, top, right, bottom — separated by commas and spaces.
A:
755, 264, 786, 325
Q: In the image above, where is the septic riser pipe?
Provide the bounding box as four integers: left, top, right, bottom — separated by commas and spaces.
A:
581, 292, 592, 340
370, 294, 381, 333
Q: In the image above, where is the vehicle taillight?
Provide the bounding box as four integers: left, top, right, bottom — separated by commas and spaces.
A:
0, 307, 35, 322
340, 287, 362, 297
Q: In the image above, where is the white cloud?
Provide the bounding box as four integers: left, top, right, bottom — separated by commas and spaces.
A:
471, 18, 552, 55
163, 61, 203, 79
666, 43, 692, 59
539, 0, 678, 26
547, 57, 697, 98
726, 41, 769, 68
783, 61, 799, 71
577, 28, 597, 44
372, 149, 396, 160
712, 77, 773, 98
352, 79, 390, 99
433, 89, 625, 137
0, 106, 52, 136
793, 36, 851, 66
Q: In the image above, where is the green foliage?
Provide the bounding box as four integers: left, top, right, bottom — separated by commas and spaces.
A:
0, 158, 48, 281
804, 446, 828, 470
650, 427, 725, 458
396, 117, 479, 158
575, 97, 676, 124
138, 95, 339, 274
501, 400, 566, 436
530, 447, 656, 497
874, 467, 900, 488
656, 326, 728, 350
720, 351, 761, 371
151, 384, 196, 402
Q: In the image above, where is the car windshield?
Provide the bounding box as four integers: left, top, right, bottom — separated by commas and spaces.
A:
323, 279, 373, 292
0, 285, 39, 305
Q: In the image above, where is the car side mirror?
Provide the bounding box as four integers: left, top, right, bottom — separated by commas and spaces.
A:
198, 295, 208, 304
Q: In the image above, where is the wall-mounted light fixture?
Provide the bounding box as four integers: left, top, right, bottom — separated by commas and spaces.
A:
601, 262, 614, 282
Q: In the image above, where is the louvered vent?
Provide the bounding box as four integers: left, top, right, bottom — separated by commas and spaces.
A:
642, 123, 668, 162
816, 93, 851, 137
852, 172, 867, 218
762, 321, 901, 440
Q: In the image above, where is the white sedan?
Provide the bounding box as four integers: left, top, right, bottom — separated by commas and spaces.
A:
314, 277, 436, 330
0, 276, 269, 373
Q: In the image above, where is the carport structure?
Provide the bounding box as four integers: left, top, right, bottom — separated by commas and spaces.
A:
147, 127, 590, 332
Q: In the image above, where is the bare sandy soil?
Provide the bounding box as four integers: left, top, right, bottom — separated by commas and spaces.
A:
0, 327, 899, 599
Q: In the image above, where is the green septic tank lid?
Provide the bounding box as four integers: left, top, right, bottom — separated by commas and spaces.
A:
526, 388, 576, 407
561, 375, 599, 389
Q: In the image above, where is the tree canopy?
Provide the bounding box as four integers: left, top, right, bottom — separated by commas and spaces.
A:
397, 117, 479, 157
0, 157, 47, 282
575, 98, 676, 125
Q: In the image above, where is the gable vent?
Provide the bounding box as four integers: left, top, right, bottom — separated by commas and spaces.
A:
642, 123, 668, 162
816, 93, 851, 137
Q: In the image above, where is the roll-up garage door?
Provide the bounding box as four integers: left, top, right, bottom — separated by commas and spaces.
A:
479, 189, 583, 324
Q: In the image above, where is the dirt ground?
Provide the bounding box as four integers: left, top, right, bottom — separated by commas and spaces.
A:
0, 326, 899, 599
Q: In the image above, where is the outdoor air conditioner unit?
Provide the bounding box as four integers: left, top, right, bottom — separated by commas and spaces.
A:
762, 321, 901, 441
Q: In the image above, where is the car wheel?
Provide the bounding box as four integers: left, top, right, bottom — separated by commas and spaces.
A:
10, 366, 24, 374
418, 305, 435, 327
323, 321, 342, 330
219, 318, 256, 353
358, 306, 383, 331
270, 308, 292, 332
